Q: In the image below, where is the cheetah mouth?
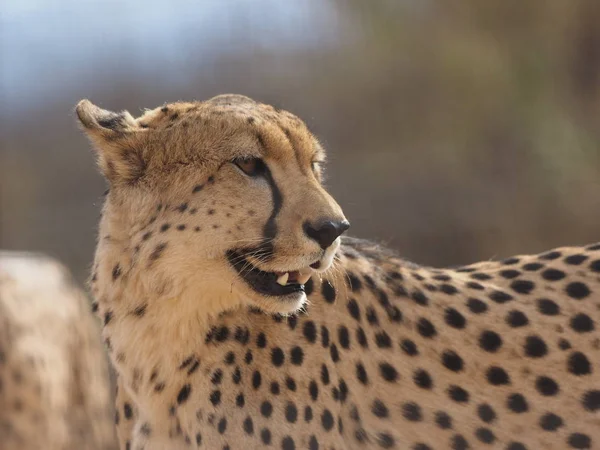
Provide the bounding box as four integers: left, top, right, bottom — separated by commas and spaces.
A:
226, 250, 312, 297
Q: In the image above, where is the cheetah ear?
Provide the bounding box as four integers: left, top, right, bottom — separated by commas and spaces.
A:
75, 99, 145, 184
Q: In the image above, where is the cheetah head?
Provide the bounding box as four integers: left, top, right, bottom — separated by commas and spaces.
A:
77, 95, 349, 315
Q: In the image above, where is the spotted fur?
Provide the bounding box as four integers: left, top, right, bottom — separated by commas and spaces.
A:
78, 95, 600, 450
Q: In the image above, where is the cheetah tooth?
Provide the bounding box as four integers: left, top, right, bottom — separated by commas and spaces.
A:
297, 272, 312, 285
276, 272, 289, 286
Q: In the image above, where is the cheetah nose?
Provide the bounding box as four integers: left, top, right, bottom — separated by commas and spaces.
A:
304, 219, 350, 250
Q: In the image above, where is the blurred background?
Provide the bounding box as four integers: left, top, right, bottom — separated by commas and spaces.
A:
2, 0, 600, 284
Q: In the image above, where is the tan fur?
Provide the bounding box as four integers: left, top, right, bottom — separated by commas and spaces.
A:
78, 95, 600, 450
0, 252, 116, 449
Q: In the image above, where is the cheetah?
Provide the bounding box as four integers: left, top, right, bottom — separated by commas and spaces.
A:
0, 252, 116, 449
76, 95, 600, 450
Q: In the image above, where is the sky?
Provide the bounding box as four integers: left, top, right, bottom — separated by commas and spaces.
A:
1, 0, 341, 111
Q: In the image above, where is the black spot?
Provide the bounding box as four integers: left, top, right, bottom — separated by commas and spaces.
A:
565, 254, 588, 265
511, 280, 535, 294
507, 443, 527, 450
176, 202, 188, 213
539, 251, 562, 260
413, 369, 433, 389
475, 428, 495, 444
377, 433, 395, 448
243, 417, 254, 435
471, 272, 492, 280
285, 403, 298, 423
435, 411, 452, 429
176, 224, 186, 231
448, 385, 469, 403
536, 375, 560, 398
338, 326, 350, 349
500, 269, 521, 279
507, 393, 529, 413
321, 326, 330, 347
321, 280, 336, 303
558, 339, 571, 350
375, 331, 392, 348
366, 307, 380, 325
305, 406, 313, 423
261, 428, 272, 445
215, 326, 229, 342
256, 332, 267, 348
486, 366, 510, 385
479, 330, 502, 352
568, 433, 591, 449
234, 327, 250, 344
541, 268, 566, 281
442, 350, 464, 372
506, 310, 529, 327
568, 352, 591, 375
236, 393, 245, 407
413, 444, 432, 450
540, 412, 563, 431
522, 262, 544, 271
282, 436, 295, 450
347, 299, 361, 321
347, 272, 363, 292
251, 371, 261, 389
537, 298, 560, 315
321, 364, 330, 385
489, 290, 513, 304
104, 311, 113, 325
217, 417, 227, 434
570, 313, 595, 333
210, 390, 221, 406
112, 264, 122, 280
440, 284, 459, 295
477, 404, 496, 423
467, 298, 488, 314
271, 347, 285, 366
566, 282, 591, 300
308, 380, 319, 401
372, 399, 389, 418
330, 344, 340, 362
356, 363, 368, 385
445, 308, 466, 329
290, 346, 304, 365
379, 362, 399, 382
309, 436, 319, 450
232, 367, 241, 384
211, 369, 223, 384
123, 403, 133, 419
412, 290, 429, 306
304, 277, 314, 295
401, 339, 418, 356
321, 409, 334, 431
260, 401, 273, 418
590, 259, 600, 272
356, 327, 368, 348
402, 402, 422, 421
582, 390, 600, 411
466, 281, 485, 290
303, 321, 317, 343
524, 335, 548, 358
503, 257, 520, 265
417, 318, 437, 338
450, 434, 469, 450
286, 377, 297, 391
177, 384, 191, 404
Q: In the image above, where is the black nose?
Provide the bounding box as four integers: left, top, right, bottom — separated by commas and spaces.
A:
304, 219, 350, 250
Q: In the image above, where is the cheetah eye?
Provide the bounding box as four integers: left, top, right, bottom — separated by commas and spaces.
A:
233, 157, 266, 177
